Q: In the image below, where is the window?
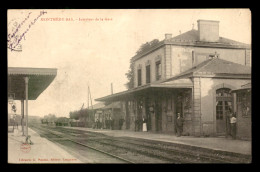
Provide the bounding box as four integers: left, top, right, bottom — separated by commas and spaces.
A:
238, 91, 251, 117
156, 61, 161, 80
216, 88, 232, 120
137, 69, 142, 86
216, 101, 224, 119
146, 65, 151, 84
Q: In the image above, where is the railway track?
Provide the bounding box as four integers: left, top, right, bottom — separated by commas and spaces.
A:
50, 127, 251, 163
30, 124, 134, 163
30, 124, 251, 163
79, 130, 251, 163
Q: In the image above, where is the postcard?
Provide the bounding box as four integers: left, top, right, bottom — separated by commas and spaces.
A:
8, 9, 251, 164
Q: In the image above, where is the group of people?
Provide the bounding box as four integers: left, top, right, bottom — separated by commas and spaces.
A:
176, 110, 237, 139
9, 114, 19, 130
94, 118, 103, 129
175, 110, 237, 139
134, 114, 183, 134
105, 116, 113, 129
94, 116, 113, 129
94, 110, 237, 139
94, 116, 125, 130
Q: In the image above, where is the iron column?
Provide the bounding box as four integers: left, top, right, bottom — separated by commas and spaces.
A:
21, 99, 24, 136
24, 77, 29, 138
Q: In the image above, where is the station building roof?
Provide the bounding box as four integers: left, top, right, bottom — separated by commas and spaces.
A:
165, 58, 251, 80
8, 67, 57, 100
96, 58, 251, 102
231, 82, 251, 93
132, 29, 251, 62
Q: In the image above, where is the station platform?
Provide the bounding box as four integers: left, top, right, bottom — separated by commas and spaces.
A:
8, 126, 82, 164
63, 127, 252, 156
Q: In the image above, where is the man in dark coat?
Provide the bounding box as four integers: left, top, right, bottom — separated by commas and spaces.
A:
135, 117, 139, 132
176, 113, 184, 137
111, 117, 114, 130
119, 118, 124, 130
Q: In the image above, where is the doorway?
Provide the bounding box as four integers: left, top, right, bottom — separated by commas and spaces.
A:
125, 101, 130, 129
216, 88, 232, 135
145, 97, 152, 131
154, 97, 162, 132
137, 99, 143, 131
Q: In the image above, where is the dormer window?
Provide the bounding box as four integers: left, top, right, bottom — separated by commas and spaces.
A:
209, 52, 219, 59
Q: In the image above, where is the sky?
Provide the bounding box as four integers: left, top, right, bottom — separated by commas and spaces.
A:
7, 9, 251, 118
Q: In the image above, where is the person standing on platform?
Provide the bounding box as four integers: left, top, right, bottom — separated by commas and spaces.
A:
119, 117, 124, 130
134, 116, 138, 132
105, 116, 109, 129
96, 118, 99, 129
99, 116, 103, 129
111, 117, 114, 130
108, 116, 111, 129
230, 112, 237, 139
142, 117, 147, 132
176, 113, 184, 137
226, 108, 232, 137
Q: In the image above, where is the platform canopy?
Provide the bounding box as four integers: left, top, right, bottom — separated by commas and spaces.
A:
102, 102, 121, 109
231, 82, 251, 93
95, 78, 193, 102
8, 67, 57, 100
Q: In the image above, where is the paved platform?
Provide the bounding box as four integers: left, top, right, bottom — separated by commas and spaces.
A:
8, 126, 82, 164
63, 127, 252, 155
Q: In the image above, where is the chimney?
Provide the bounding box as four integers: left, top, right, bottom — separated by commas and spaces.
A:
197, 20, 220, 42
165, 33, 172, 40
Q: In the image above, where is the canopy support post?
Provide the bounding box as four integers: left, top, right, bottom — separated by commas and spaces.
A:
24, 77, 32, 144
21, 99, 24, 136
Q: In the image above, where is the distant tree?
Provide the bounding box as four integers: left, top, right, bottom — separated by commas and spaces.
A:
69, 111, 80, 120
135, 39, 160, 55
69, 111, 74, 119
43, 113, 57, 123
125, 58, 134, 89
125, 39, 160, 90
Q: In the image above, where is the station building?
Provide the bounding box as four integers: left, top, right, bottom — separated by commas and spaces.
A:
96, 20, 251, 138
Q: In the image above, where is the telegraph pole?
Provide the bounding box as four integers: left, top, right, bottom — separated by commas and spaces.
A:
111, 83, 113, 94
88, 86, 94, 123
88, 86, 93, 110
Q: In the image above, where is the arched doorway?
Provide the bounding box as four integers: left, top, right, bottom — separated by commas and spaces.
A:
216, 88, 232, 135
137, 98, 143, 131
